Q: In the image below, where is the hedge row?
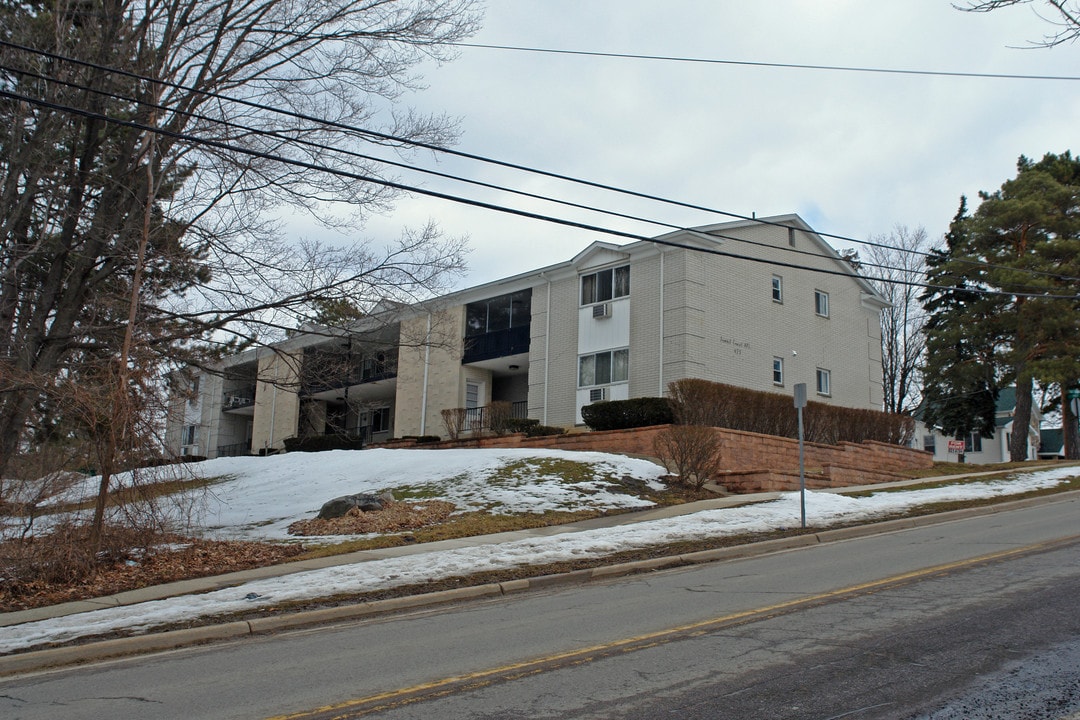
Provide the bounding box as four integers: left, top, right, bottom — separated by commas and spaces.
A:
282, 434, 366, 453
580, 397, 674, 431
668, 378, 914, 446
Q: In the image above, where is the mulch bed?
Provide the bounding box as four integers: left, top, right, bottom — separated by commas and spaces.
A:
0, 539, 305, 613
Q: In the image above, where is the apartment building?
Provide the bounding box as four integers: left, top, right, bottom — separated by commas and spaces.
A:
166, 214, 888, 458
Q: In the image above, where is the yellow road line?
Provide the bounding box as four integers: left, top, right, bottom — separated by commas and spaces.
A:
266, 536, 1080, 720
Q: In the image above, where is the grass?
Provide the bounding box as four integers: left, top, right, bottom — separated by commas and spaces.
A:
293, 460, 1077, 560
292, 481, 710, 560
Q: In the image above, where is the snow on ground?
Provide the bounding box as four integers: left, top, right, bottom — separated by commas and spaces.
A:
6, 449, 669, 541
1, 463, 1077, 654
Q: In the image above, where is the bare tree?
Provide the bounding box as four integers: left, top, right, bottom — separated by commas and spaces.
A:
865, 225, 933, 414
957, 1, 1080, 47
0, 0, 481, 479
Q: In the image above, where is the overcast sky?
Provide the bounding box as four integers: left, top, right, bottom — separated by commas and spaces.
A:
287, 1, 1080, 290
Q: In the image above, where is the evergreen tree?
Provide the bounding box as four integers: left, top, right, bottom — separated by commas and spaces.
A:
920, 198, 1005, 441
921, 153, 1080, 460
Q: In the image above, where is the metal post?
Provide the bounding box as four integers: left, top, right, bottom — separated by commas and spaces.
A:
794, 383, 807, 529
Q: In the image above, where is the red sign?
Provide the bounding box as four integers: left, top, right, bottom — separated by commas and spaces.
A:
947, 440, 966, 454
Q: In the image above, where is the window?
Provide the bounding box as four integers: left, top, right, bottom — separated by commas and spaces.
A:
771, 275, 783, 303
815, 368, 831, 396
579, 349, 629, 387
814, 290, 829, 317
370, 407, 390, 433
465, 382, 480, 409
181, 424, 197, 446
772, 357, 784, 385
465, 290, 531, 336
788, 227, 796, 247
581, 265, 630, 305
963, 433, 983, 453
923, 434, 936, 453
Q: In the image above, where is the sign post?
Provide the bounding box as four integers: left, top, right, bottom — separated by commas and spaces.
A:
947, 439, 966, 463
794, 383, 807, 529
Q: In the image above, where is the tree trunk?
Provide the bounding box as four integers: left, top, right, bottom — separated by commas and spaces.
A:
1064, 387, 1080, 461
1010, 373, 1034, 462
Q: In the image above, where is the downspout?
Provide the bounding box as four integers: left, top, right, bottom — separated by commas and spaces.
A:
658, 247, 665, 396
268, 382, 277, 450
544, 275, 552, 425
419, 310, 432, 433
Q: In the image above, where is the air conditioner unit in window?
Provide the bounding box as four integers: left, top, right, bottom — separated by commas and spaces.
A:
592, 303, 611, 319
589, 387, 607, 403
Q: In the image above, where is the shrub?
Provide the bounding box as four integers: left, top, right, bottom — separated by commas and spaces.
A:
504, 417, 541, 434
667, 378, 914, 445
440, 407, 467, 440
580, 397, 674, 431
282, 435, 365, 453
487, 401, 515, 436
652, 425, 723, 489
524, 424, 567, 437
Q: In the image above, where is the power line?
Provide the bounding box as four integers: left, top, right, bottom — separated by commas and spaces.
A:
4, 38, 1079, 289
0, 60, 975, 286
451, 41, 1080, 82
3, 84, 1077, 302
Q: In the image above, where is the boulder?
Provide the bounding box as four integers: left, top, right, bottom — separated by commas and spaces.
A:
317, 493, 384, 519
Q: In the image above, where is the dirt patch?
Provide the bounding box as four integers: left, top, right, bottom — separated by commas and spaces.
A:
287, 500, 456, 537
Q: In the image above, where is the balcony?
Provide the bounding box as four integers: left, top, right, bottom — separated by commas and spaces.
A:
217, 442, 251, 457
222, 387, 257, 411
301, 352, 398, 396
462, 326, 531, 364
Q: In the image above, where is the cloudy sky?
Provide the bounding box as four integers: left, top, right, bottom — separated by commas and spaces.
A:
290, 1, 1080, 290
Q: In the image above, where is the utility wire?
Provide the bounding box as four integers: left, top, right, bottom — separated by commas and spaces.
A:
3, 84, 1077, 301
450, 42, 1080, 82
0, 59, 981, 287
7, 36, 1070, 284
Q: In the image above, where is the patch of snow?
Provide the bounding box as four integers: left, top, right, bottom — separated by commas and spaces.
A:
1, 464, 1076, 653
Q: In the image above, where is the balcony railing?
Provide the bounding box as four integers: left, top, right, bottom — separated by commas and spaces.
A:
222, 387, 256, 410
217, 442, 251, 457
301, 355, 398, 396
463, 401, 528, 431
462, 325, 530, 364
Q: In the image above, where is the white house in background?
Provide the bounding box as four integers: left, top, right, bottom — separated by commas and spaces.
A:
165, 214, 889, 458
914, 387, 1042, 464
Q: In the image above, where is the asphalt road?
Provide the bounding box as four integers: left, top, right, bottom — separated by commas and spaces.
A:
2, 495, 1079, 720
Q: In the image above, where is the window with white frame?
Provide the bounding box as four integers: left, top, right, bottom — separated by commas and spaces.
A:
579, 349, 629, 387
580, 265, 630, 305
923, 434, 936, 453
181, 424, 197, 446
963, 433, 983, 453
771, 275, 783, 303
465, 382, 480, 409
772, 357, 784, 385
816, 368, 831, 396
814, 290, 829, 317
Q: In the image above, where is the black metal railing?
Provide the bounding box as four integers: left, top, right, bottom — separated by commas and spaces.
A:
462, 401, 528, 431
222, 387, 257, 410
216, 442, 251, 457
462, 325, 530, 364
300, 355, 398, 395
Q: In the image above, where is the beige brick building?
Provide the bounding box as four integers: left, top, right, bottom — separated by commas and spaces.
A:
167, 215, 887, 457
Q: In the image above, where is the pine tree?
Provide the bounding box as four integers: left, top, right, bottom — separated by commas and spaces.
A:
921, 153, 1080, 460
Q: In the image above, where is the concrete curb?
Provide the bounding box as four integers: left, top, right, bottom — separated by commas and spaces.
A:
2, 489, 1077, 677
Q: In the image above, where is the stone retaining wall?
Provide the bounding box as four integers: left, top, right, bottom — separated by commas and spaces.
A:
374, 424, 933, 493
